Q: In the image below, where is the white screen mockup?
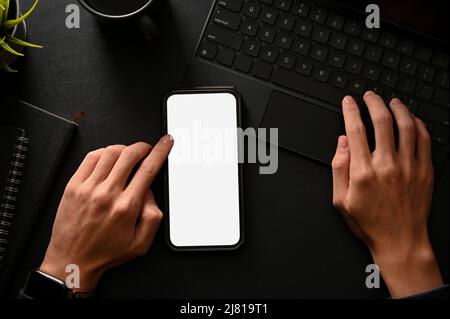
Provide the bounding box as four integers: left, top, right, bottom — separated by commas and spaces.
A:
167, 92, 241, 248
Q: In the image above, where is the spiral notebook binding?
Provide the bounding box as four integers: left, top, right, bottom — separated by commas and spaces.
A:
0, 132, 29, 267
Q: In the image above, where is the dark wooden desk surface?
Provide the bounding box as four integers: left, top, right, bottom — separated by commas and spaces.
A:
2, 0, 448, 298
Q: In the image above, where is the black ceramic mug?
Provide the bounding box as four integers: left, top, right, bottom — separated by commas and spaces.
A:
78, 0, 159, 42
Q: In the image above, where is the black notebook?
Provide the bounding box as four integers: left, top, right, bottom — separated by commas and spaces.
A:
0, 97, 78, 295
0, 126, 29, 269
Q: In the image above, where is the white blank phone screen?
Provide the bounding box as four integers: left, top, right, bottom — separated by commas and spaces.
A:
167, 93, 241, 248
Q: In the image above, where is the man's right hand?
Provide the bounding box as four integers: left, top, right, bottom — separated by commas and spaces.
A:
331, 91, 443, 298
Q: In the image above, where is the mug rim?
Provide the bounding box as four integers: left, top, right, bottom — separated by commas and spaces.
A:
78, 0, 154, 20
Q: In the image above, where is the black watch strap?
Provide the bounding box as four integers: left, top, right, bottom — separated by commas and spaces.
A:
23, 270, 71, 299
23, 270, 95, 299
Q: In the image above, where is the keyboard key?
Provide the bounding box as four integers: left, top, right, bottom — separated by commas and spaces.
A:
348, 78, 366, 95
416, 82, 434, 100
309, 6, 327, 23
234, 53, 253, 72
330, 70, 348, 88
362, 63, 381, 81
199, 42, 218, 60
296, 57, 313, 75
310, 44, 328, 62
271, 67, 347, 106
292, 1, 310, 17
327, 50, 346, 68
205, 25, 243, 50
274, 0, 293, 11
381, 52, 400, 69
398, 58, 418, 76
260, 45, 279, 63
435, 70, 449, 89
417, 102, 448, 126
433, 89, 449, 107
217, 48, 235, 66
397, 77, 416, 94
380, 69, 399, 87
294, 19, 312, 37
243, 38, 261, 56
432, 126, 449, 145
240, 18, 259, 36
345, 57, 363, 74
275, 32, 294, 49
313, 64, 331, 82
292, 38, 311, 55
344, 20, 361, 36
361, 28, 379, 43
212, 7, 242, 31
258, 0, 273, 4
329, 32, 347, 50
367, 83, 383, 96
278, 52, 296, 69
382, 88, 399, 103
414, 46, 432, 62
251, 60, 273, 79
400, 95, 419, 113
379, 32, 397, 49
217, 0, 243, 12
312, 25, 330, 43
365, 45, 383, 63
277, 13, 296, 31
260, 6, 278, 24
432, 52, 449, 68
416, 64, 435, 82
258, 25, 276, 43
243, 1, 261, 19
347, 38, 365, 56
396, 39, 415, 55
327, 12, 345, 30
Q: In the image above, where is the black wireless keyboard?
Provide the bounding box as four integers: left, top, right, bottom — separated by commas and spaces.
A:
197, 0, 449, 148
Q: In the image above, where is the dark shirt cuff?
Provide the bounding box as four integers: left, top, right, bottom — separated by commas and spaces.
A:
403, 285, 449, 299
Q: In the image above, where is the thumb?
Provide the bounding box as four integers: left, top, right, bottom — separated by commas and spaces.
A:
132, 191, 163, 256
331, 136, 350, 209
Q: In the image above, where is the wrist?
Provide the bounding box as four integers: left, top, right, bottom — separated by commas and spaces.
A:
40, 257, 102, 293
371, 242, 443, 298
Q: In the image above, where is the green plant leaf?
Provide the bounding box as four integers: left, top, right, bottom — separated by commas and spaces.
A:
0, 2, 4, 23
6, 34, 42, 48
0, 35, 6, 46
0, 58, 17, 72
0, 39, 23, 56
2, 0, 9, 23
4, 0, 38, 29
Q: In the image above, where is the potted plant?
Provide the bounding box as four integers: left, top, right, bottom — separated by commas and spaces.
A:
0, 0, 42, 72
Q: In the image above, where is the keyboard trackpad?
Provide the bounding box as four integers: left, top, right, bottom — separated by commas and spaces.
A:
261, 91, 344, 164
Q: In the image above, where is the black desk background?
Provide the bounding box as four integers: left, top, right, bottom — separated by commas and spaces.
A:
1, 0, 448, 298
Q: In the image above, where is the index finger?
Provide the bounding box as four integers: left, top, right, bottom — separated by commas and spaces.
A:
342, 96, 371, 164
126, 135, 174, 199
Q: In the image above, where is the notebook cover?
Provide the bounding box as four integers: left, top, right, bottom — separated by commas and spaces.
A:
0, 96, 78, 296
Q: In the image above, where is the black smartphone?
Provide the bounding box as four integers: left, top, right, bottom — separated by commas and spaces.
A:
163, 87, 244, 251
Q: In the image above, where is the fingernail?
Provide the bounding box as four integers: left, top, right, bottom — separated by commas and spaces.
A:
391, 98, 401, 105
343, 96, 355, 104
161, 134, 174, 144
364, 90, 376, 97
338, 136, 348, 150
